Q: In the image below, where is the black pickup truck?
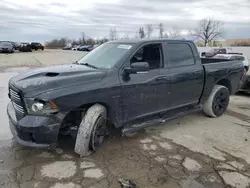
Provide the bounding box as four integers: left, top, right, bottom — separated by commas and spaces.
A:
7, 39, 244, 156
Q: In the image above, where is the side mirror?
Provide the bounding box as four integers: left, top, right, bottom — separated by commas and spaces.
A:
124, 62, 149, 74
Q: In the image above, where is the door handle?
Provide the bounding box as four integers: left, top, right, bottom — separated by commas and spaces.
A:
156, 76, 169, 81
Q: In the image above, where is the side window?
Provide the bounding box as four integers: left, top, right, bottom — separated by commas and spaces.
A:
166, 43, 195, 67
130, 44, 162, 69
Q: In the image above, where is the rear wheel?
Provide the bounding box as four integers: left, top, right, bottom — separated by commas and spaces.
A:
203, 85, 230, 117
74, 104, 107, 157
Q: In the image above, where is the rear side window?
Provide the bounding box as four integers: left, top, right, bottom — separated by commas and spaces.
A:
166, 43, 195, 67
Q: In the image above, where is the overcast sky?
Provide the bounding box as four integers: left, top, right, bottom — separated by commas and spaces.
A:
0, 0, 249, 43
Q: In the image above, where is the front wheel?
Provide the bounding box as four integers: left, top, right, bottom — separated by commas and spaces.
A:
203, 85, 230, 117
74, 104, 107, 157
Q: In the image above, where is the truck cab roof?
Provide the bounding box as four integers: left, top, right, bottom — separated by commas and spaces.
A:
109, 39, 192, 45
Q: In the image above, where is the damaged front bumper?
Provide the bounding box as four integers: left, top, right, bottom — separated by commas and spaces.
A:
7, 102, 62, 148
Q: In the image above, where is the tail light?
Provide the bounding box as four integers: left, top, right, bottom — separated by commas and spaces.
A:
241, 69, 246, 80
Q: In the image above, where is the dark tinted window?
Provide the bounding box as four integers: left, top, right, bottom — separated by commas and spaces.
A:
131, 44, 162, 69
167, 43, 195, 67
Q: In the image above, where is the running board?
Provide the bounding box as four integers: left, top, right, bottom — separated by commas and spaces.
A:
122, 106, 201, 136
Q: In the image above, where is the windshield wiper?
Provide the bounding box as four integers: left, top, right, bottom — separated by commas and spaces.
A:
81, 63, 98, 69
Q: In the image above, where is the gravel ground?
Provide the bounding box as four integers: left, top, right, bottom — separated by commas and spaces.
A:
0, 50, 250, 188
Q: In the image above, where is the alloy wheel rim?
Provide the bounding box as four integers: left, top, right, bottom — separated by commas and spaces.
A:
91, 116, 106, 151
213, 91, 228, 114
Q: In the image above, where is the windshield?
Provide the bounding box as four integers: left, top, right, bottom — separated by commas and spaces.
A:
78, 43, 134, 69
0, 42, 11, 46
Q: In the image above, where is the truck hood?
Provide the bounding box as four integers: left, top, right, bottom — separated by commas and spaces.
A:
9, 64, 106, 97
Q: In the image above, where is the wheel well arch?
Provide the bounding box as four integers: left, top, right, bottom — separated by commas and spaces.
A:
61, 102, 117, 130
216, 79, 232, 94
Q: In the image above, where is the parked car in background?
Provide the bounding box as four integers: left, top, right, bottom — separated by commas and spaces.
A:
0, 41, 14, 53
1, 41, 20, 50
11, 42, 21, 50
62, 46, 71, 50
87, 46, 94, 51
19, 43, 32, 52
78, 45, 93, 51
72, 45, 80, 51
77, 45, 87, 51
86, 45, 95, 51
31, 42, 44, 51
213, 54, 249, 71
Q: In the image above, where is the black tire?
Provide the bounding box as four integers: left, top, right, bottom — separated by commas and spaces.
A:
74, 104, 107, 157
203, 85, 230, 117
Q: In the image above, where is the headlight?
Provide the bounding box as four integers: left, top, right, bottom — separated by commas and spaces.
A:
24, 98, 59, 115
32, 102, 44, 112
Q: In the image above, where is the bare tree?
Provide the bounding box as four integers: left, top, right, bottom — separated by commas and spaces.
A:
109, 28, 119, 41
146, 24, 153, 38
139, 27, 145, 39
159, 23, 164, 38
81, 32, 86, 44
169, 28, 181, 39
45, 37, 68, 48
191, 18, 223, 46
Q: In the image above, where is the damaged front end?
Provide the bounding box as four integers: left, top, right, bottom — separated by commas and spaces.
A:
7, 84, 64, 148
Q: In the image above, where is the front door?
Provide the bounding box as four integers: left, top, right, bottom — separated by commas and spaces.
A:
119, 43, 166, 124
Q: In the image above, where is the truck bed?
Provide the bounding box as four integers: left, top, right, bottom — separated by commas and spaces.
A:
201, 59, 244, 103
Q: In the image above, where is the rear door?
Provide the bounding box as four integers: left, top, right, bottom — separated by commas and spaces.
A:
165, 42, 204, 108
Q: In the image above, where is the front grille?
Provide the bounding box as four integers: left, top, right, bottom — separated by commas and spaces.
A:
10, 89, 21, 100
12, 102, 24, 114
9, 85, 26, 117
